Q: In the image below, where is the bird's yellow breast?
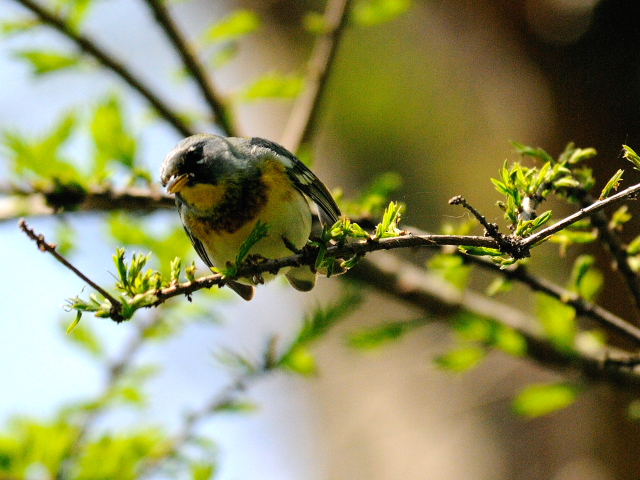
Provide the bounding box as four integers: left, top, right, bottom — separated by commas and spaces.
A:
179, 183, 226, 210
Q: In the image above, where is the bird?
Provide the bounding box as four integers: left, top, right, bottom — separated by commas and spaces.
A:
160, 134, 341, 301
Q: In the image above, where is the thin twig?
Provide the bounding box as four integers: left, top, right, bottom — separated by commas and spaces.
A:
403, 224, 640, 347
10, 0, 194, 137
18, 219, 124, 318
580, 193, 640, 310
521, 182, 640, 248
143, 0, 238, 136
280, 0, 351, 152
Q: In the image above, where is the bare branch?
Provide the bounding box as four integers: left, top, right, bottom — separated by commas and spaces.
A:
0, 186, 174, 223
19, 219, 124, 319
280, 0, 351, 152
143, 0, 239, 136
10, 0, 195, 137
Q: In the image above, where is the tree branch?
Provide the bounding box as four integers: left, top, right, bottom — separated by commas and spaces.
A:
19, 219, 124, 319
579, 192, 640, 310
280, 0, 351, 152
10, 0, 195, 137
521, 181, 640, 248
143, 0, 239, 136
404, 224, 640, 347
350, 252, 640, 387
0, 186, 174, 223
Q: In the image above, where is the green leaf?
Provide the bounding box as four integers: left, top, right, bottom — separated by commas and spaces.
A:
628, 400, 640, 421
66, 311, 82, 334
623, 145, 640, 170
628, 234, 640, 255
458, 246, 503, 257
511, 141, 554, 164
91, 95, 137, 174
213, 400, 257, 413
373, 201, 403, 239
1, 18, 38, 35
76, 430, 164, 479
3, 112, 81, 181
63, 320, 104, 356
356, 171, 403, 217
428, 254, 471, 291
536, 293, 576, 353
303, 12, 329, 34
15, 49, 80, 75
352, 0, 413, 26
239, 72, 304, 102
65, 0, 94, 30
453, 313, 527, 357
279, 345, 317, 376
610, 205, 631, 230
231, 220, 269, 272
55, 222, 76, 256
435, 346, 486, 372
513, 382, 578, 418
1, 419, 79, 475
569, 255, 602, 301
347, 319, 426, 350
279, 292, 362, 373
191, 462, 217, 480
486, 277, 512, 296
201, 9, 260, 44
296, 292, 362, 345
599, 169, 624, 200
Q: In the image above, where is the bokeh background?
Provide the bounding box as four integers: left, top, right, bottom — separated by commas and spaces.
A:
2, 0, 640, 478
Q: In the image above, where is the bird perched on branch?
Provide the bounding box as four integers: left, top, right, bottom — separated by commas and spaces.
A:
161, 134, 341, 301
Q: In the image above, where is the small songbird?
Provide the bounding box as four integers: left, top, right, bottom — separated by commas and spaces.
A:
160, 134, 341, 301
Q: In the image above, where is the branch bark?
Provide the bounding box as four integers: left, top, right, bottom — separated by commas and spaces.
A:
280, 0, 352, 152
10, 0, 195, 137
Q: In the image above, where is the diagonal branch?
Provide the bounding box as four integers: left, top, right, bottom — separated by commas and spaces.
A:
280, 0, 352, 152
10, 0, 195, 137
350, 252, 640, 387
521, 181, 640, 248
405, 224, 640, 347
19, 219, 124, 318
143, 0, 239, 136
579, 193, 640, 311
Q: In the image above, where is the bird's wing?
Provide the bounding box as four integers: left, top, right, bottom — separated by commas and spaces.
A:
248, 137, 341, 226
177, 203, 215, 269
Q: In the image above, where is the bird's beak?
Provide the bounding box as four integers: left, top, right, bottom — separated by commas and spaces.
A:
165, 173, 191, 194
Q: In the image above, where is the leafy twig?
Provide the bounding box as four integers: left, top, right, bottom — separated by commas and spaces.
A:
280, 0, 352, 152
143, 0, 238, 136
405, 224, 640, 347
18, 219, 124, 319
520, 182, 640, 248
10, 0, 194, 137
579, 193, 640, 310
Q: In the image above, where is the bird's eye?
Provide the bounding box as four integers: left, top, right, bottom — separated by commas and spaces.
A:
184, 144, 203, 164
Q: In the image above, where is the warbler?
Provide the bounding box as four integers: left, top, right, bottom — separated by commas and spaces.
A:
160, 134, 341, 301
